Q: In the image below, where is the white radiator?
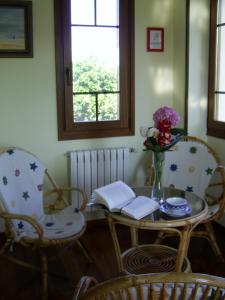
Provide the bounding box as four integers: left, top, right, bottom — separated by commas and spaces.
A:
70, 147, 130, 209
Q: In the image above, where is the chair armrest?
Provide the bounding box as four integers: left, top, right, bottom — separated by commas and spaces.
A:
44, 188, 70, 212
61, 187, 88, 211
72, 276, 98, 300
208, 165, 225, 188
44, 187, 88, 212
207, 165, 225, 219
0, 212, 44, 241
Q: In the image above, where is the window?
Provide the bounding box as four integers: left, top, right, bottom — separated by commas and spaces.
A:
208, 0, 225, 138
54, 0, 134, 140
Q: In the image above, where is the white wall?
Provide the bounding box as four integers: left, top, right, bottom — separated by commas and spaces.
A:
0, 0, 186, 192
173, 0, 186, 127
188, 0, 210, 138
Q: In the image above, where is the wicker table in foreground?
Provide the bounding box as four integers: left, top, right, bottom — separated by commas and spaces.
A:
107, 186, 208, 274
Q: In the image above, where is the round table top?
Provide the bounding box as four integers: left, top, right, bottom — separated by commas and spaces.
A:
108, 186, 208, 228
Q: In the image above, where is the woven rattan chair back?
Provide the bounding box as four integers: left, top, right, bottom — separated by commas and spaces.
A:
74, 272, 225, 300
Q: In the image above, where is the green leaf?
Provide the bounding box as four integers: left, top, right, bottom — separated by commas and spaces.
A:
171, 128, 187, 136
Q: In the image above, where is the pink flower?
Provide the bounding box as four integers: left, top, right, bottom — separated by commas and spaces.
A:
140, 106, 184, 152
153, 106, 180, 127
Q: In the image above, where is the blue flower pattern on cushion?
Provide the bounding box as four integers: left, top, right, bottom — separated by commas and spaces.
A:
170, 164, 178, 171
168, 148, 198, 192
186, 186, 193, 192
190, 146, 197, 154
2, 176, 8, 185
18, 221, 24, 229
22, 192, 30, 200
205, 167, 213, 175
7, 149, 14, 155
30, 162, 38, 171
181, 147, 196, 193
45, 222, 54, 227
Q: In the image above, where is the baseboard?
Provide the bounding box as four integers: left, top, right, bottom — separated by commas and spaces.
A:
84, 209, 105, 221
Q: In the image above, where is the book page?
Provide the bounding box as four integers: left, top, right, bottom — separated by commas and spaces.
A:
93, 181, 136, 211
122, 196, 159, 220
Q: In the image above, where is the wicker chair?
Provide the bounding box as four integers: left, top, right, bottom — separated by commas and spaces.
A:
72, 272, 225, 300
0, 147, 89, 300
146, 136, 225, 261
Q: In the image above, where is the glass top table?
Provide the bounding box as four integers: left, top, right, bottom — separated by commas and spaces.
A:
106, 186, 208, 273
131, 186, 207, 223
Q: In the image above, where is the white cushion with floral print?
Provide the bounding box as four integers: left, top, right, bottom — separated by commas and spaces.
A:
0, 148, 85, 241
163, 141, 218, 199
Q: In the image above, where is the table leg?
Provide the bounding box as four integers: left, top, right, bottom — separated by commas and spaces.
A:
175, 225, 191, 272
107, 215, 124, 273
130, 227, 138, 246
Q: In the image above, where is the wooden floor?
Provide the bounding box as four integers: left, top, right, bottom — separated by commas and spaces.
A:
1, 221, 225, 300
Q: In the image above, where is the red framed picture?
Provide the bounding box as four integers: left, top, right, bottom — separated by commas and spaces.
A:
147, 27, 164, 52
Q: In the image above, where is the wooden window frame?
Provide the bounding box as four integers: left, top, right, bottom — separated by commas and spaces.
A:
54, 0, 134, 140
207, 0, 225, 138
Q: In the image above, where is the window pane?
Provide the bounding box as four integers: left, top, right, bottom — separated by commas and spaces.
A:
218, 0, 225, 24
98, 93, 119, 121
71, 0, 94, 25
216, 27, 225, 91
214, 93, 225, 121
73, 94, 96, 122
72, 27, 119, 93
55, 0, 134, 139
96, 0, 119, 26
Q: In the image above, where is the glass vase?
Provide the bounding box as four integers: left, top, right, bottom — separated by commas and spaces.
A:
151, 151, 165, 203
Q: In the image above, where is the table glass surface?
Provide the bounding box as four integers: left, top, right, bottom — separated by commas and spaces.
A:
130, 186, 207, 222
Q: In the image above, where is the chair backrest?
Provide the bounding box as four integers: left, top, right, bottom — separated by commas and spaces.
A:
0, 148, 46, 237
162, 137, 219, 199
77, 272, 225, 300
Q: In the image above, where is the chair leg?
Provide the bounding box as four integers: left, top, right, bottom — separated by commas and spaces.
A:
204, 222, 224, 262
76, 239, 93, 263
41, 253, 48, 300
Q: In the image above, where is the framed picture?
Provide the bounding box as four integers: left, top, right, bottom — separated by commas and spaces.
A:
0, 1, 33, 57
147, 27, 164, 52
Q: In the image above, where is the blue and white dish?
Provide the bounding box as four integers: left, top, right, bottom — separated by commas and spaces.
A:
160, 202, 192, 217
165, 197, 187, 210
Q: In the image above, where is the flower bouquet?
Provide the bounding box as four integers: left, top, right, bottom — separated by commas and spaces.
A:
140, 106, 186, 202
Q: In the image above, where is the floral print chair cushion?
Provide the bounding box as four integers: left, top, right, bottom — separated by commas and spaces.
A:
157, 138, 225, 261
163, 141, 218, 199
0, 148, 85, 241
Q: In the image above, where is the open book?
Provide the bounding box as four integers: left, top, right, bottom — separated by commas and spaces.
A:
93, 181, 159, 220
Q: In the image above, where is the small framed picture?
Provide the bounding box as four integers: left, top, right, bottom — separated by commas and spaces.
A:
0, 1, 33, 58
147, 27, 164, 52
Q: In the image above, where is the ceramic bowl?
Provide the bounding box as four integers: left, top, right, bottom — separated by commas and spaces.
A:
165, 197, 187, 211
